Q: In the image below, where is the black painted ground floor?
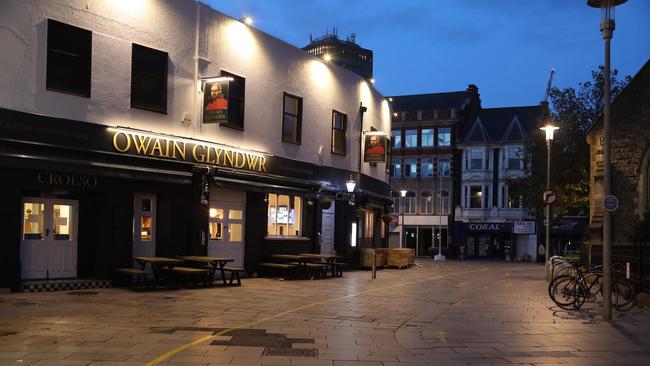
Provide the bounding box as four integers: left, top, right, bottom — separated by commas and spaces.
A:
0, 108, 391, 291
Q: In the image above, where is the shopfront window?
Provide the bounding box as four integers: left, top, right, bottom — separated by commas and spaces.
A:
267, 193, 302, 236
23, 203, 45, 240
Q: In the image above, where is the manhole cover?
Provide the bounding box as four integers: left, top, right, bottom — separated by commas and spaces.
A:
67, 291, 99, 296
263, 348, 317, 357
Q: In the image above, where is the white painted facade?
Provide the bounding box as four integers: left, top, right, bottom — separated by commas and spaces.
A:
0, 0, 390, 183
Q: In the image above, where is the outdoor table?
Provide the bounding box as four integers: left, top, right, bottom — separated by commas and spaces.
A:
269, 254, 309, 266
299, 253, 342, 277
178, 256, 234, 286
133, 256, 184, 288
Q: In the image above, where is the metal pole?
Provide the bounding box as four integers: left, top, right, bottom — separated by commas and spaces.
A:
545, 139, 551, 264
400, 203, 404, 248
371, 248, 376, 279
602, 23, 613, 321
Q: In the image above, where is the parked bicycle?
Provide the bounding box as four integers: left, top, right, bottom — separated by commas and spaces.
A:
548, 261, 636, 311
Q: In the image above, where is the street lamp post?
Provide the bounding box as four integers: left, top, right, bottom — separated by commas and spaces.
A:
587, 0, 626, 321
540, 125, 558, 265
400, 189, 407, 248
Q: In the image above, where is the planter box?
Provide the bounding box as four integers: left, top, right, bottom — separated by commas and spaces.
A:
387, 248, 415, 268
360, 248, 385, 268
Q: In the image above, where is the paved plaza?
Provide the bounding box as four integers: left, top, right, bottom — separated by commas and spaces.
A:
1, 260, 649, 366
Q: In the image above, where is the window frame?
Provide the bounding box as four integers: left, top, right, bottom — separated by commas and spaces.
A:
391, 130, 402, 149
220, 70, 246, 130
421, 158, 434, 178
130, 43, 169, 113
391, 158, 402, 178
46, 19, 92, 98
404, 129, 418, 148
506, 146, 524, 170
281, 92, 303, 144
403, 158, 418, 178
420, 191, 433, 214
438, 157, 451, 177
331, 110, 347, 155
438, 127, 451, 147
267, 193, 303, 237
421, 128, 434, 147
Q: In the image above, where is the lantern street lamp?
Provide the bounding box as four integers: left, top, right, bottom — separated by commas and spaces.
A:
540, 124, 559, 266
400, 189, 407, 248
587, 0, 627, 321
345, 176, 356, 205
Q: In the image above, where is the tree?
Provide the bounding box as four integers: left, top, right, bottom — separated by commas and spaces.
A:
508, 67, 631, 217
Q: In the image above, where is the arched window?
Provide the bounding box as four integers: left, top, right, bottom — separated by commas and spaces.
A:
420, 191, 433, 214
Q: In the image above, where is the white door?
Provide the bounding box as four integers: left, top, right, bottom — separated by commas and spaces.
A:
133, 194, 156, 263
208, 189, 245, 268
21, 198, 78, 279
321, 201, 335, 255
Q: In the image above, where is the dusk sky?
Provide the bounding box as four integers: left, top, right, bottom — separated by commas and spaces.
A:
207, 0, 650, 108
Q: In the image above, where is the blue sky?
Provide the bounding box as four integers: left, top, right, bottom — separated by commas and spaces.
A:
207, 0, 650, 108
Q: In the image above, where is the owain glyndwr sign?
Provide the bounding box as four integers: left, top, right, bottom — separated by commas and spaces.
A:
111, 130, 268, 173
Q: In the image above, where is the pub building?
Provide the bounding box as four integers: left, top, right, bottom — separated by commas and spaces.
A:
0, 0, 391, 292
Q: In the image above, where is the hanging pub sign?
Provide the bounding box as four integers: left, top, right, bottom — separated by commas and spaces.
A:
363, 131, 387, 163
202, 77, 230, 123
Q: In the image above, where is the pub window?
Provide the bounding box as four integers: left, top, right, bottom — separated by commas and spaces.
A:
221, 70, 246, 129
131, 44, 168, 113
46, 19, 91, 97
282, 93, 303, 144
331, 110, 347, 155
267, 193, 302, 236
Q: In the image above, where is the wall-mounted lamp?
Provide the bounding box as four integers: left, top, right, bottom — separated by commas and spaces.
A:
323, 54, 332, 62
239, 16, 253, 25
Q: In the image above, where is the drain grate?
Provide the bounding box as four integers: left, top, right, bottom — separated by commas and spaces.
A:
67, 291, 99, 296
263, 348, 317, 357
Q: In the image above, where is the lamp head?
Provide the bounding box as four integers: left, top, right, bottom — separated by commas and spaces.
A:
400, 189, 407, 198
345, 176, 356, 193
587, 0, 627, 22
540, 125, 559, 141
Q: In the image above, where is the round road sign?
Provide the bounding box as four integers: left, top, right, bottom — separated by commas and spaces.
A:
603, 195, 619, 212
543, 190, 556, 205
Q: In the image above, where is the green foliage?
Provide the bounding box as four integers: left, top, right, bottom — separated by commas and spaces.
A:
507, 66, 630, 217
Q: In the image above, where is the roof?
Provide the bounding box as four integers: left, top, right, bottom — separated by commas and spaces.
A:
461, 105, 546, 144
586, 58, 650, 136
388, 91, 469, 111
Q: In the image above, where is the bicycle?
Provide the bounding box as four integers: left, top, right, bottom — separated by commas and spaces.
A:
548, 263, 636, 311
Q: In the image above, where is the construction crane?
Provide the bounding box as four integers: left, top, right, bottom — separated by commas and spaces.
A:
543, 68, 556, 103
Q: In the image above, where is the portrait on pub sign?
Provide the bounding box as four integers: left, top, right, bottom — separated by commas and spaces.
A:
364, 133, 386, 163
203, 80, 229, 123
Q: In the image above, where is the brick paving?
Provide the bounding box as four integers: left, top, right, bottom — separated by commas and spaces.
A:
0, 260, 649, 365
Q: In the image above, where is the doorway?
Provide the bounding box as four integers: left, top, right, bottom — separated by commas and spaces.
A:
133, 194, 156, 264
209, 189, 245, 268
21, 197, 78, 279
405, 227, 417, 250
321, 201, 335, 255
417, 227, 432, 257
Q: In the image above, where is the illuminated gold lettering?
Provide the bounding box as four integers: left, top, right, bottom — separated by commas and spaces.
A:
165, 139, 171, 157
206, 146, 217, 164
192, 144, 206, 162
150, 138, 163, 156
246, 154, 259, 171
172, 141, 186, 160
224, 150, 234, 167
214, 148, 223, 166
112, 131, 131, 152
259, 156, 267, 173
235, 152, 246, 168
133, 134, 151, 155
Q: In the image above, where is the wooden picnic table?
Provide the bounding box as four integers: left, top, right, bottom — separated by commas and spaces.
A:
178, 256, 234, 286
133, 256, 184, 288
299, 253, 342, 277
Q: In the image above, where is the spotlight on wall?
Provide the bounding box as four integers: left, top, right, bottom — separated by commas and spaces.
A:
323, 53, 332, 62
369, 78, 375, 84
240, 16, 253, 25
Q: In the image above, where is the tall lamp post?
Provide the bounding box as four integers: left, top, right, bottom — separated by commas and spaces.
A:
540, 125, 558, 264
399, 189, 407, 248
587, 0, 626, 321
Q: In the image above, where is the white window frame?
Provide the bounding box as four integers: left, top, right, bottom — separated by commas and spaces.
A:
438, 157, 450, 177
505, 146, 524, 170
466, 148, 487, 171
463, 184, 490, 209
404, 194, 417, 214
421, 158, 434, 177
392, 130, 402, 148
420, 191, 433, 214
438, 190, 450, 215
404, 158, 417, 178
421, 129, 434, 147
391, 158, 402, 178
438, 127, 451, 146
405, 129, 418, 148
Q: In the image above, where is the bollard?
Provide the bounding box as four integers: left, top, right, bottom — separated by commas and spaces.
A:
372, 249, 376, 279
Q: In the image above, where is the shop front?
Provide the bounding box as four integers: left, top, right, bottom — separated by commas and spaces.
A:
0, 108, 390, 291
457, 222, 513, 259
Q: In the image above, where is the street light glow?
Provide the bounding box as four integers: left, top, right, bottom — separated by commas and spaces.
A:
400, 189, 407, 197
241, 16, 253, 25
323, 53, 332, 62
540, 125, 559, 141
